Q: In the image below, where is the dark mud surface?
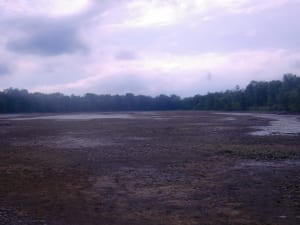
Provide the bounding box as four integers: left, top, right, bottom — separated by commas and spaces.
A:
0, 111, 299, 225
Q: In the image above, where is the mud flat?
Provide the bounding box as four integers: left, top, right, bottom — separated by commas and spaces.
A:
0, 111, 299, 225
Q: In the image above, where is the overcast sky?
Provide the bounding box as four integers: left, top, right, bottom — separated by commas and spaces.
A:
1, 0, 300, 96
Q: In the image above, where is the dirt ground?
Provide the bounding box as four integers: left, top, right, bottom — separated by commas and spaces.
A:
0, 111, 299, 225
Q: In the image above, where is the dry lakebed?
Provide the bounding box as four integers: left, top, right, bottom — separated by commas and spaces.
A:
0, 111, 300, 225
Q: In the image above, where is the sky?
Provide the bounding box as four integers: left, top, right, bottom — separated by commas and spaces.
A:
0, 0, 300, 97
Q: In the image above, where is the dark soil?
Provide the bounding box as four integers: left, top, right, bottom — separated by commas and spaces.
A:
0, 111, 299, 225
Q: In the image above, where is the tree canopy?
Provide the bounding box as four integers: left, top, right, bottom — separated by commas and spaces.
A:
1, 74, 300, 113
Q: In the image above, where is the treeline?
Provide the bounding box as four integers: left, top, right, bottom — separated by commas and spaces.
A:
185, 74, 300, 112
0, 74, 300, 113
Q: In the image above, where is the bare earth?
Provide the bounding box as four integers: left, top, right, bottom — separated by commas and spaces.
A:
0, 111, 299, 225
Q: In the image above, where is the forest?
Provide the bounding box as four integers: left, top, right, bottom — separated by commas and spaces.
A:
0, 74, 300, 113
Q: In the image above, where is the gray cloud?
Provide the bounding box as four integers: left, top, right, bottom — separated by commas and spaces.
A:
115, 50, 138, 60
6, 18, 87, 56
206, 72, 212, 81
292, 61, 300, 69
0, 63, 10, 76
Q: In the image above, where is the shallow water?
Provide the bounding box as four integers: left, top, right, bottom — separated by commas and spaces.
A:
239, 160, 300, 168
4, 113, 133, 121
250, 114, 300, 136
221, 117, 236, 121
217, 112, 300, 136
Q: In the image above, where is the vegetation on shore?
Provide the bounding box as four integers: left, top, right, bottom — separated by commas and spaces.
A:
1, 74, 300, 113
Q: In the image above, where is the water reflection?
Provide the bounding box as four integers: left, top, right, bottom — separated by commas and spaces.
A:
6, 113, 133, 120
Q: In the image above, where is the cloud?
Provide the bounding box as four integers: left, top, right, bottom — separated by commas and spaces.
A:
6, 23, 86, 56
0, 0, 91, 17
105, 0, 300, 29
6, 25, 85, 56
31, 49, 300, 96
115, 50, 138, 60
1, 1, 97, 57
1, 0, 300, 96
0, 63, 10, 76
94, 1, 300, 55
228, 0, 299, 14
292, 60, 300, 69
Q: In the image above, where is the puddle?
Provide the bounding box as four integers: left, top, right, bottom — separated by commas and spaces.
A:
221, 117, 236, 121
6, 113, 133, 121
237, 160, 300, 168
217, 112, 300, 136
151, 116, 171, 120
250, 115, 300, 136
126, 136, 150, 141
0, 114, 25, 119
188, 122, 214, 126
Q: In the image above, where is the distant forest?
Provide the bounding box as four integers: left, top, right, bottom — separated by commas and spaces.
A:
0, 74, 300, 113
